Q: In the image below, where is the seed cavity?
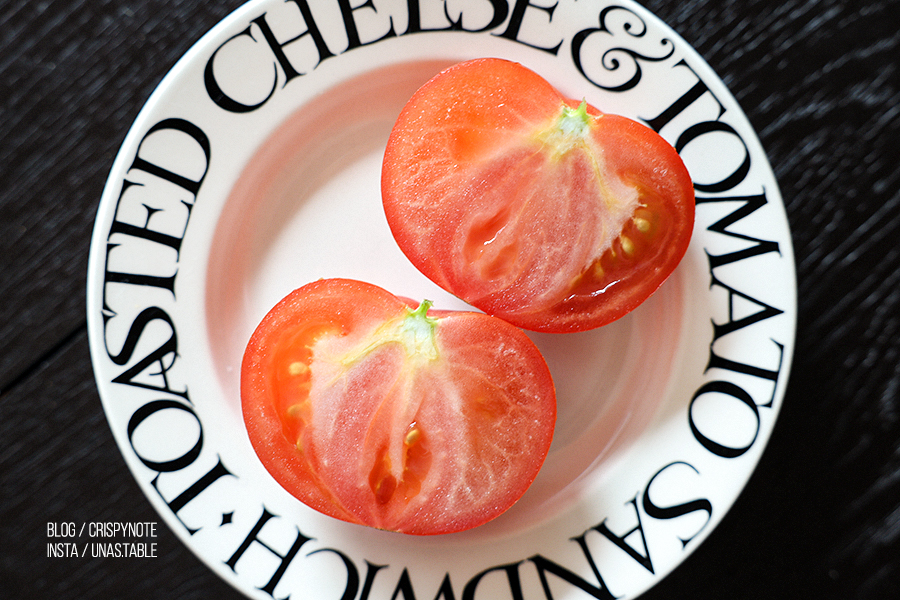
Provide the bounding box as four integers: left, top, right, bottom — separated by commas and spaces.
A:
368, 423, 431, 505
369, 451, 397, 505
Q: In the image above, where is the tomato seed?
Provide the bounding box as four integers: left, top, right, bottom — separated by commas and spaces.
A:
288, 362, 309, 376
405, 427, 421, 446
633, 217, 651, 233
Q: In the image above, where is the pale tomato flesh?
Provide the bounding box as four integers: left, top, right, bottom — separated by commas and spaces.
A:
241, 278, 556, 535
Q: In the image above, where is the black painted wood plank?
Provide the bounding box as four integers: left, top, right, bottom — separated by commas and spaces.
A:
0, 0, 248, 390
0, 329, 243, 599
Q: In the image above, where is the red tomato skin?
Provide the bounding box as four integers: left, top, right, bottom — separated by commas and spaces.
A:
382, 58, 695, 333
241, 278, 556, 535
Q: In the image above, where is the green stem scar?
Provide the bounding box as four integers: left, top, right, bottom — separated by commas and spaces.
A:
536, 99, 595, 159
340, 300, 439, 367
397, 300, 439, 360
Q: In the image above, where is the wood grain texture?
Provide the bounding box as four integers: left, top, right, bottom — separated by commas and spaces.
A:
2, 0, 898, 598
641, 1, 900, 598
0, 0, 247, 390
0, 332, 243, 599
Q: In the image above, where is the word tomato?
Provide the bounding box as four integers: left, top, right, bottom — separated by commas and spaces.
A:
241, 278, 556, 535
382, 58, 695, 333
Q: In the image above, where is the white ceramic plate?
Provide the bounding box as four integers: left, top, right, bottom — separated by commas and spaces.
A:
87, 1, 796, 598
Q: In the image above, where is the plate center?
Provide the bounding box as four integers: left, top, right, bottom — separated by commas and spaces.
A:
205, 60, 684, 537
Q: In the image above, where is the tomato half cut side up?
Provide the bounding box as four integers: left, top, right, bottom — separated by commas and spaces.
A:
382, 58, 695, 333
240, 278, 556, 535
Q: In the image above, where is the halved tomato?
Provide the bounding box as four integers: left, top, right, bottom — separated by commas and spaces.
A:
382, 58, 695, 333
241, 278, 556, 535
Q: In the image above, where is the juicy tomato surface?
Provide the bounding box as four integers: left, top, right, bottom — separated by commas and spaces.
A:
382, 58, 695, 333
241, 278, 556, 535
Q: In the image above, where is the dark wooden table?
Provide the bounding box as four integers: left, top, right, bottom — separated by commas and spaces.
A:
2, 0, 898, 598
